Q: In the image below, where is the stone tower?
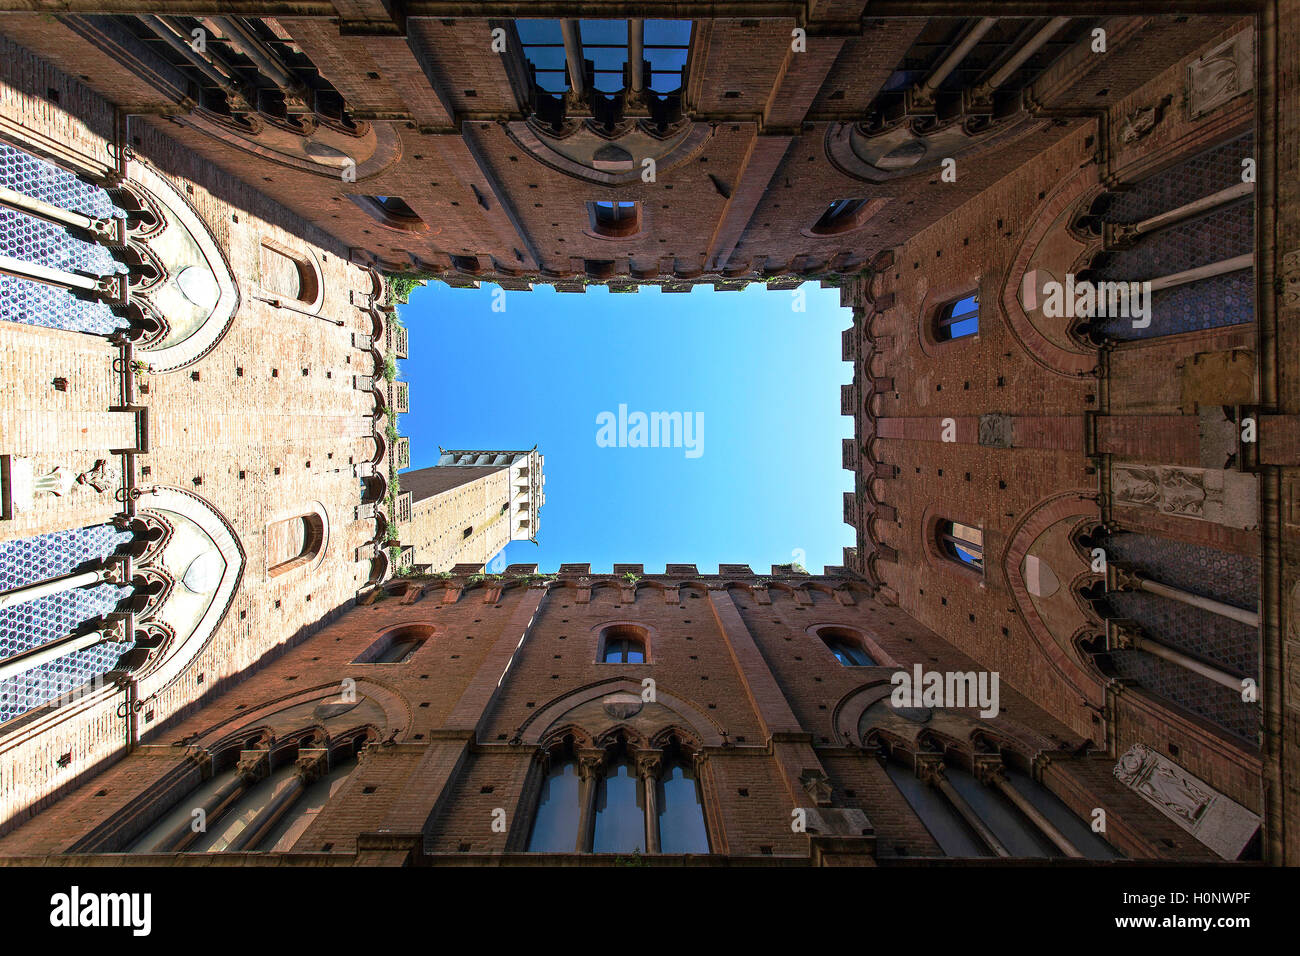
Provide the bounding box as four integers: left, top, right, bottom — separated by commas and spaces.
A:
395, 449, 545, 573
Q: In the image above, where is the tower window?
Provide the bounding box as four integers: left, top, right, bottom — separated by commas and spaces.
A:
935, 293, 979, 341
939, 520, 984, 571
348, 195, 426, 231
819, 629, 875, 666
598, 624, 649, 663
527, 754, 581, 850
580, 19, 629, 94
602, 635, 645, 663
643, 20, 692, 93
810, 198, 873, 236
592, 758, 644, 852
588, 200, 640, 238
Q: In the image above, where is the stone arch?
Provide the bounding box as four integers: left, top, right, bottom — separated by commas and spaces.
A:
517, 677, 724, 748
128, 488, 244, 701
175, 109, 400, 181
126, 161, 241, 374
186, 681, 407, 753
999, 163, 1103, 377
504, 118, 711, 186
1002, 493, 1107, 711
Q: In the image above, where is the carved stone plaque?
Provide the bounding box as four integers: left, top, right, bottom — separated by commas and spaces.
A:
1111, 462, 1258, 530
1187, 30, 1254, 119
978, 413, 1014, 449
1114, 743, 1260, 860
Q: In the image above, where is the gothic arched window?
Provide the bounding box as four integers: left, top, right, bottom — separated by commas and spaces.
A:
525, 736, 709, 854
526, 753, 582, 852
935, 293, 979, 341
656, 758, 709, 853
592, 757, 645, 853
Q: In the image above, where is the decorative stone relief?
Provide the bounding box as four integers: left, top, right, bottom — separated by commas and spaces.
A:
0, 455, 112, 518
601, 692, 643, 720
978, 413, 1014, 449
1187, 31, 1254, 119
1282, 249, 1300, 310
1022, 554, 1060, 598
1118, 95, 1172, 144
1114, 743, 1260, 860
1112, 463, 1258, 530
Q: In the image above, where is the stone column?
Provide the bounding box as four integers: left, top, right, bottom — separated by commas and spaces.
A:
628, 20, 644, 93
225, 748, 327, 852
1109, 562, 1259, 627
1147, 254, 1253, 293
561, 20, 586, 99
574, 750, 605, 853
0, 565, 115, 611
636, 750, 663, 854
975, 759, 1084, 858
916, 755, 1011, 858
160, 749, 268, 852
1110, 182, 1253, 244
1108, 620, 1247, 693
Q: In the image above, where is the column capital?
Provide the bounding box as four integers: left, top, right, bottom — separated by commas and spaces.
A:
235, 749, 270, 783
577, 750, 606, 781
634, 750, 663, 780
972, 753, 1007, 787
294, 747, 331, 785
914, 754, 946, 787
1107, 618, 1145, 651
1106, 561, 1144, 593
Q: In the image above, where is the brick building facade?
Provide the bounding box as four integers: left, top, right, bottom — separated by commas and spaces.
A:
0, 2, 1296, 868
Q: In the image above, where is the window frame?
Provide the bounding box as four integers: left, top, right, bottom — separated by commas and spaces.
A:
934, 292, 980, 342
938, 520, 985, 572
586, 199, 642, 239
594, 622, 655, 664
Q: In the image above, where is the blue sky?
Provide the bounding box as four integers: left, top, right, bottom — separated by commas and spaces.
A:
399, 280, 855, 574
